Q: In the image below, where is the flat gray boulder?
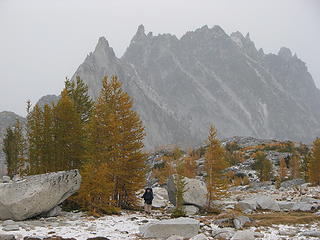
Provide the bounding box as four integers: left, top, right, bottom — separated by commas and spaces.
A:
292, 202, 314, 212
280, 179, 305, 188
235, 199, 257, 212
301, 231, 320, 237
167, 175, 208, 208
231, 230, 255, 240
0, 234, 16, 240
139, 217, 199, 238
0, 170, 81, 220
255, 195, 280, 211
278, 201, 295, 211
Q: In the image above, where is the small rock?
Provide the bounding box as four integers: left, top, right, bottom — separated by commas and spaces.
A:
231, 230, 255, 240
253, 232, 264, 238
213, 218, 233, 227
2, 220, 16, 227
190, 233, 208, 240
2, 176, 11, 183
166, 235, 184, 240
87, 238, 111, 240
184, 205, 199, 215
0, 234, 16, 240
279, 230, 297, 237
2, 225, 20, 231
211, 227, 235, 239
24, 237, 41, 240
301, 231, 320, 237
233, 216, 250, 229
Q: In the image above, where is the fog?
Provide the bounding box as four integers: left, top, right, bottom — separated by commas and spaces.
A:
0, 0, 319, 116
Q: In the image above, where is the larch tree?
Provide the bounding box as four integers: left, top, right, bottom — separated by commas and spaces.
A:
290, 153, 301, 179
253, 151, 273, 181
82, 75, 146, 210
65, 76, 93, 124
54, 90, 83, 171
309, 138, 320, 185
279, 157, 288, 181
3, 120, 26, 177
76, 161, 118, 215
204, 125, 229, 208
27, 105, 45, 175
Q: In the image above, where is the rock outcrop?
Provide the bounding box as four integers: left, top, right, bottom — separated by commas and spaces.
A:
0, 170, 81, 220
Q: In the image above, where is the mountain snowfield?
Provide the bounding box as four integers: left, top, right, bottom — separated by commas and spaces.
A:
71, 25, 320, 149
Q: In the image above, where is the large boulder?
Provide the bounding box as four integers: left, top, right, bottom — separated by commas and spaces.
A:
139, 217, 200, 238
280, 179, 305, 189
278, 201, 295, 211
255, 195, 280, 211
292, 202, 314, 212
236, 195, 280, 212
235, 199, 257, 212
136, 187, 171, 208
0, 170, 81, 220
167, 175, 208, 208
152, 187, 171, 208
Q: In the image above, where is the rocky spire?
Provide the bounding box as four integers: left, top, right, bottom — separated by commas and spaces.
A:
278, 47, 292, 61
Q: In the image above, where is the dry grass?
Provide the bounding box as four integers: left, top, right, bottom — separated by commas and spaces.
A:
248, 212, 320, 227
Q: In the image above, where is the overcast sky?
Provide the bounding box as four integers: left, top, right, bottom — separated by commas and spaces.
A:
0, 0, 319, 116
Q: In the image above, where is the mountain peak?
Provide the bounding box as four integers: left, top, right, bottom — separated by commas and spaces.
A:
278, 47, 292, 60
93, 36, 116, 59
96, 36, 109, 48
137, 24, 145, 35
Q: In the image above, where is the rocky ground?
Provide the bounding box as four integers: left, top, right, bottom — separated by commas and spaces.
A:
0, 209, 319, 240
1, 137, 320, 240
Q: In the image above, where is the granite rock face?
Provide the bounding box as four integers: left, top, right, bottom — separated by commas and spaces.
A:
72, 25, 320, 149
0, 170, 81, 220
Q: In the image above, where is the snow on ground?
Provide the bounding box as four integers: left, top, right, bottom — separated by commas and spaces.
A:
1, 211, 319, 240
250, 223, 320, 240
0, 211, 161, 240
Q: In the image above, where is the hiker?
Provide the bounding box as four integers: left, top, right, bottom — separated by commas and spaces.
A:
142, 188, 153, 214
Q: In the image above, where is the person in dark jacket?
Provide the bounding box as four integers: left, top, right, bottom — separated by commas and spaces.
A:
142, 188, 153, 214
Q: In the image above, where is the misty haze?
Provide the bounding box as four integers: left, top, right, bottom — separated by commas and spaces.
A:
0, 1, 320, 240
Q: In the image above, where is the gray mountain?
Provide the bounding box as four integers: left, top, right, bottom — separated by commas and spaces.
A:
0, 96, 59, 177
0, 111, 26, 176
36, 94, 60, 109
72, 25, 320, 149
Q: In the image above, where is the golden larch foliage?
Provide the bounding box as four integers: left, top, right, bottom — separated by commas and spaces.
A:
309, 138, 320, 185
204, 125, 229, 207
